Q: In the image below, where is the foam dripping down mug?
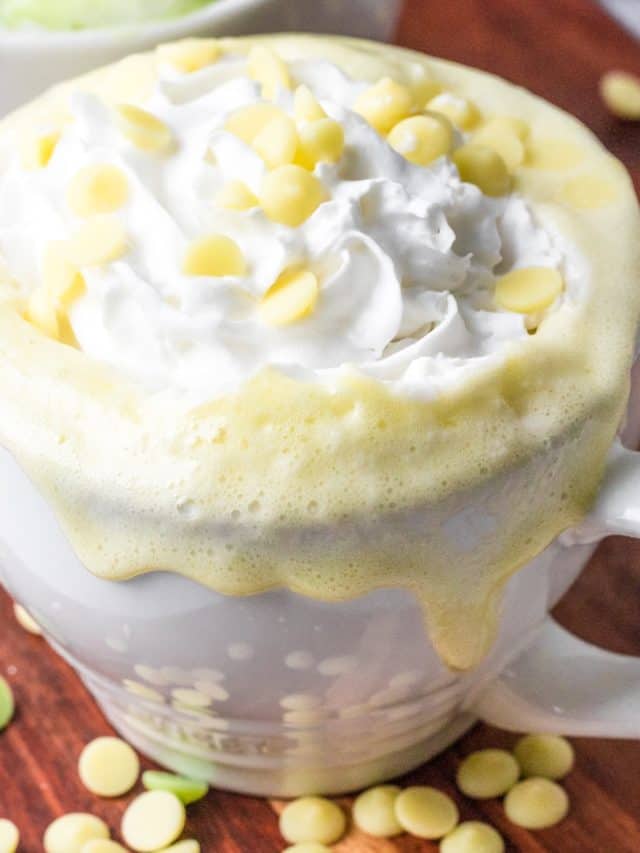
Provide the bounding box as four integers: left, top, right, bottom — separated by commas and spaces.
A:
1, 35, 640, 796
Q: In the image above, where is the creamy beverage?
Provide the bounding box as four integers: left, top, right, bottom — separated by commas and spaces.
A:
0, 36, 638, 674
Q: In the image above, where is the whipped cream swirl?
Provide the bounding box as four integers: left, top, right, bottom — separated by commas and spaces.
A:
0, 56, 566, 402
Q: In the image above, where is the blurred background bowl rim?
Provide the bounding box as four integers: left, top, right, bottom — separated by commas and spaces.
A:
0, 0, 271, 52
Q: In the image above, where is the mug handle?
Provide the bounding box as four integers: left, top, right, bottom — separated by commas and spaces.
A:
469, 441, 640, 737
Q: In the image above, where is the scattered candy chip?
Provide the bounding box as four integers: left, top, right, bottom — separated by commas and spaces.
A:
171, 687, 212, 708
42, 242, 86, 305
283, 845, 330, 853
121, 790, 186, 852
296, 118, 345, 170
514, 734, 575, 780
22, 131, 60, 169
279, 797, 347, 845
214, 180, 258, 211
260, 269, 319, 325
427, 92, 481, 130
78, 736, 140, 797
252, 114, 299, 169
115, 104, 174, 154
473, 120, 526, 172
484, 115, 529, 141
183, 234, 246, 277
260, 165, 326, 227
157, 39, 220, 74
440, 821, 505, 853
453, 144, 511, 196
0, 819, 19, 853
43, 814, 110, 853
81, 841, 129, 853
122, 679, 164, 703
14, 602, 43, 635
247, 45, 291, 100
394, 786, 459, 839
503, 778, 569, 830
294, 85, 326, 122
354, 77, 415, 134
495, 267, 564, 314
68, 164, 129, 218
142, 770, 209, 805
68, 216, 129, 267
456, 749, 520, 799
225, 103, 285, 145
352, 785, 403, 838
600, 70, 640, 120
388, 112, 453, 166
0, 675, 15, 730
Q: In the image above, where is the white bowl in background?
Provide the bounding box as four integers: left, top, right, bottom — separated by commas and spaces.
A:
0, 0, 404, 117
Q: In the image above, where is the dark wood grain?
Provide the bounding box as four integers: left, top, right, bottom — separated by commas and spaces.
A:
2, 1, 640, 851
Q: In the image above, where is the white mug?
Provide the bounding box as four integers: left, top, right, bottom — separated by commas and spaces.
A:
1, 364, 640, 797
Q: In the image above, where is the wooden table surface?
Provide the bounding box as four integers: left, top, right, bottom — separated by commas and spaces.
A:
2, 1, 640, 851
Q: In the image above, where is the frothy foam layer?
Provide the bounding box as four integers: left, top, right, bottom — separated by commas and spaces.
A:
0, 36, 638, 670
0, 54, 566, 403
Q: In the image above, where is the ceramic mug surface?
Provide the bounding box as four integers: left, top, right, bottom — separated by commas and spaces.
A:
1, 364, 640, 796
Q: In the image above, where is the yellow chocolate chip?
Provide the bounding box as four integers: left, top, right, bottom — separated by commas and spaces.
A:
22, 131, 60, 169
25, 288, 61, 340
352, 785, 403, 838
121, 791, 186, 852
296, 118, 345, 170
183, 234, 246, 277
395, 786, 458, 840
410, 74, 442, 107
81, 841, 129, 853
485, 116, 530, 141
260, 165, 326, 227
600, 70, 640, 120
525, 139, 584, 171
156, 39, 220, 74
225, 103, 285, 144
473, 120, 526, 172
260, 268, 319, 325
456, 749, 520, 799
68, 164, 129, 218
252, 114, 299, 169
14, 602, 42, 635
42, 242, 86, 304
294, 85, 326, 122
514, 734, 575, 780
388, 112, 453, 166
247, 45, 291, 100
68, 216, 129, 267
279, 797, 347, 845
558, 174, 617, 209
0, 820, 20, 853
78, 736, 140, 797
354, 77, 415, 134
283, 846, 330, 853
441, 821, 505, 853
427, 92, 481, 130
495, 267, 564, 314
214, 180, 259, 210
503, 778, 569, 830
115, 104, 174, 154
453, 144, 511, 196
43, 814, 110, 853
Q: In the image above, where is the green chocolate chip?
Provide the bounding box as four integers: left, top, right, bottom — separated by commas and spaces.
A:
142, 770, 209, 805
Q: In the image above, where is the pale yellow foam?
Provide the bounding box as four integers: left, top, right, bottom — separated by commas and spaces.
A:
0, 37, 639, 673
